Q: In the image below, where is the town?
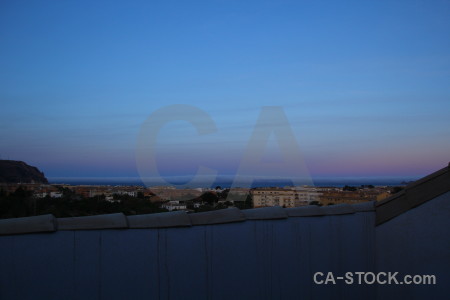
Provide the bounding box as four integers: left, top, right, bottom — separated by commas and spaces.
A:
0, 182, 398, 218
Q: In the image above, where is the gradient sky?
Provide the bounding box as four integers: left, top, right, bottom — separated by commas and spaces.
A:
1, 0, 449, 182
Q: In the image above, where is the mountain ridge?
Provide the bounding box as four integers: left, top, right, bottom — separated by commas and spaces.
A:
0, 160, 48, 184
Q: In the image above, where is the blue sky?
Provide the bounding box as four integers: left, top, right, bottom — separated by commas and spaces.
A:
1, 0, 449, 182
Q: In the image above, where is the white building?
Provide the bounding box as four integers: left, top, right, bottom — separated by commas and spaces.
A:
162, 200, 187, 211
251, 187, 320, 208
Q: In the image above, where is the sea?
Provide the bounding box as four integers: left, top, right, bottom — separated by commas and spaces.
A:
47, 175, 419, 188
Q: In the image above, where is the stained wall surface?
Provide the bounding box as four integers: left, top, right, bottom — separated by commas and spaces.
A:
0, 211, 376, 300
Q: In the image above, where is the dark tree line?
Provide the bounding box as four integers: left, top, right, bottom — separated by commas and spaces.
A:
0, 187, 255, 219
0, 187, 167, 219
187, 190, 253, 212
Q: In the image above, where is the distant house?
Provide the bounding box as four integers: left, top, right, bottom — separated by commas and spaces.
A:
33, 185, 61, 198
114, 190, 138, 197
161, 200, 187, 211
49, 191, 63, 198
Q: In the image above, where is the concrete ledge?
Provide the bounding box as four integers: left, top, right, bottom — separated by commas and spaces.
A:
376, 164, 450, 224
352, 201, 376, 212
0, 214, 56, 235
128, 211, 191, 228
286, 205, 325, 217
57, 213, 128, 230
189, 207, 246, 225
242, 206, 288, 220
321, 204, 355, 215
375, 190, 404, 207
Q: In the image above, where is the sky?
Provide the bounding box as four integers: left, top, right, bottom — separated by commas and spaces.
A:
1, 0, 449, 184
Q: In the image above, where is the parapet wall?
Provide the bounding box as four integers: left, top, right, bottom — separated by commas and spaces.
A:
0, 204, 376, 300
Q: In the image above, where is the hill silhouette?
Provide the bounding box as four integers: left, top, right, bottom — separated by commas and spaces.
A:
0, 160, 48, 184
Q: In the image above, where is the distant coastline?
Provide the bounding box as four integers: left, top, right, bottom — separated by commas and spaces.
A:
47, 176, 419, 188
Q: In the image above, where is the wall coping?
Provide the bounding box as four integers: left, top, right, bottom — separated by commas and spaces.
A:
128, 211, 191, 228
0, 214, 56, 235
57, 213, 128, 230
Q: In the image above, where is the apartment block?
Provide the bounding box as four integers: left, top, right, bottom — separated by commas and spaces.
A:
251, 187, 320, 208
